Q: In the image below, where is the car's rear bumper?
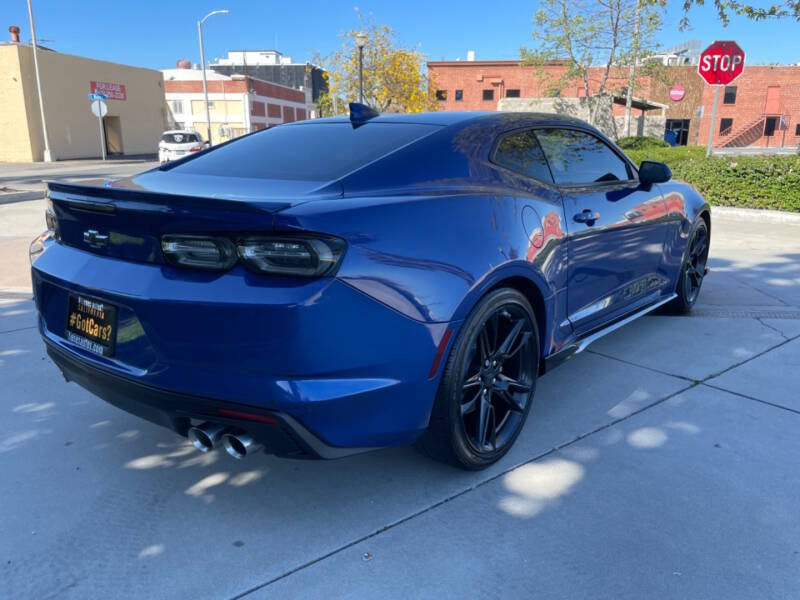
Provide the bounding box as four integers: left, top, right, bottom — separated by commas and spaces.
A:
32, 242, 455, 449
46, 341, 375, 458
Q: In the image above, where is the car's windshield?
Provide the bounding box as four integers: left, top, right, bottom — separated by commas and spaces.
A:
167, 122, 440, 181
162, 132, 200, 144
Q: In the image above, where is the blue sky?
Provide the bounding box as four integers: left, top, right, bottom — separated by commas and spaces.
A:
6, 0, 798, 69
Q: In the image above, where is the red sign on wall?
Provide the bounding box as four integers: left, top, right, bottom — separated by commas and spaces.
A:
697, 41, 745, 86
90, 81, 127, 101
669, 84, 685, 101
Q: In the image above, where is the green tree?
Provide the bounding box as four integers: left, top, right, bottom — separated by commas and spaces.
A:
522, 0, 661, 127
681, 0, 800, 27
620, 0, 665, 136
319, 13, 438, 114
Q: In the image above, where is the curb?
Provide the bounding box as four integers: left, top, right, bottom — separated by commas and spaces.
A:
0, 288, 34, 300
711, 206, 800, 225
0, 191, 45, 205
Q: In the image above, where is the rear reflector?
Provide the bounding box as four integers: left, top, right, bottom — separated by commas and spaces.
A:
428, 328, 453, 379
217, 408, 279, 425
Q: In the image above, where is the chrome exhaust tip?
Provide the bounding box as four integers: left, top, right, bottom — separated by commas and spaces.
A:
187, 422, 228, 453
221, 431, 262, 460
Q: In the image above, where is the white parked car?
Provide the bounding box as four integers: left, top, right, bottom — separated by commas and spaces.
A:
158, 130, 207, 163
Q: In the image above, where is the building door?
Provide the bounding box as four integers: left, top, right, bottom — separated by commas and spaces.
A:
764, 86, 781, 114
103, 116, 123, 155
764, 117, 778, 138
665, 119, 690, 146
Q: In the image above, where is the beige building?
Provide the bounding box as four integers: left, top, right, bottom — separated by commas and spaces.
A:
162, 64, 309, 144
1, 38, 166, 162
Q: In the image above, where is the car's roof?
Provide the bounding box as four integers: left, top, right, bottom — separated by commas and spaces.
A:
162, 129, 200, 134
289, 111, 591, 128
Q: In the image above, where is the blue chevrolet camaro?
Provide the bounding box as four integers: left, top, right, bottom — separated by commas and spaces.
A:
31, 105, 710, 469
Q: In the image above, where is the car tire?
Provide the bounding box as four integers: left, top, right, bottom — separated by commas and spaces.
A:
666, 218, 709, 314
415, 288, 540, 470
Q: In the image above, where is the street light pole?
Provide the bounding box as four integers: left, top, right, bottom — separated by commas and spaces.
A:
197, 9, 229, 146
27, 0, 52, 162
354, 32, 368, 104
358, 46, 364, 103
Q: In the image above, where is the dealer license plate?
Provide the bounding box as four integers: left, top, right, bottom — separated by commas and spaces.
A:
66, 294, 117, 357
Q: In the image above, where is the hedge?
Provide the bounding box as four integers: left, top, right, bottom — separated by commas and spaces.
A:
616, 136, 670, 150
623, 146, 800, 213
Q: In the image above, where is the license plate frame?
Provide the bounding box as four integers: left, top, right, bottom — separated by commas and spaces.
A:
65, 294, 118, 357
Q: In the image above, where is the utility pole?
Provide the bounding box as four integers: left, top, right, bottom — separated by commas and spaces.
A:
27, 0, 52, 162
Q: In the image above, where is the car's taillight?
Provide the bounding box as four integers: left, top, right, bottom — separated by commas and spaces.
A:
159, 234, 345, 276
44, 194, 59, 240
161, 235, 237, 270
236, 237, 345, 277
189, 145, 203, 152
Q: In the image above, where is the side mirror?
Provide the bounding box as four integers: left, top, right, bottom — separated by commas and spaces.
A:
638, 161, 672, 185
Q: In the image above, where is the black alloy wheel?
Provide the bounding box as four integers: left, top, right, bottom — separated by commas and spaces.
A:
416, 288, 539, 470
667, 218, 710, 314
683, 221, 709, 305
459, 303, 536, 453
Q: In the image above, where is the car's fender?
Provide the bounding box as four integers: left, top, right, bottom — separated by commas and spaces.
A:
276, 191, 570, 356
657, 180, 711, 290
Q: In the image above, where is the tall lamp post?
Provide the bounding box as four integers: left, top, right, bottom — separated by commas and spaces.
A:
354, 32, 368, 104
197, 9, 229, 146
27, 0, 52, 162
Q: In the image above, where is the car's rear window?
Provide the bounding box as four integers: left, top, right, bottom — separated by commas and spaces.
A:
162, 132, 200, 144
167, 122, 440, 181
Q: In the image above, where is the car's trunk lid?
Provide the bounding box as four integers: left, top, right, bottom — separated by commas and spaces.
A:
47, 170, 342, 265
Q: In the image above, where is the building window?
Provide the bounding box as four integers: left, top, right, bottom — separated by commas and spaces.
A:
482, 89, 494, 101
435, 90, 447, 101
506, 89, 520, 98
169, 100, 184, 114
723, 86, 737, 104
720, 118, 733, 134
796, 124, 800, 136
455, 89, 463, 101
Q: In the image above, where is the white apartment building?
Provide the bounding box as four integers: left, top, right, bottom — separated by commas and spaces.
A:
162, 63, 308, 144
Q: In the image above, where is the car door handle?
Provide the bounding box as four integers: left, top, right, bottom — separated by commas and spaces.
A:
574, 209, 599, 225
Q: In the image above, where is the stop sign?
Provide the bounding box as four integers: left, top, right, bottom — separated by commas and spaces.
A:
698, 40, 745, 85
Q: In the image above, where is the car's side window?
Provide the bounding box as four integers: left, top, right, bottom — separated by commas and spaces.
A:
534, 128, 632, 186
491, 129, 554, 184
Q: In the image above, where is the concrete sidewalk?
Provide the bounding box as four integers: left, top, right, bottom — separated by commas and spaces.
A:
1, 215, 799, 599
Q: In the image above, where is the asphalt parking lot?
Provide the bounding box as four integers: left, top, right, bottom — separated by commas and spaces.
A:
1, 191, 799, 598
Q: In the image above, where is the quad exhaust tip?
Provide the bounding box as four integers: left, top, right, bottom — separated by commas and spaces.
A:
221, 431, 262, 460
187, 422, 228, 453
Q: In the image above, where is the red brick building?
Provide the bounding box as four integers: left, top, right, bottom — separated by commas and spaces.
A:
427, 59, 800, 148
697, 66, 800, 148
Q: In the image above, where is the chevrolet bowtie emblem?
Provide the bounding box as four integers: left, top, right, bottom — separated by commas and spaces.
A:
83, 229, 109, 248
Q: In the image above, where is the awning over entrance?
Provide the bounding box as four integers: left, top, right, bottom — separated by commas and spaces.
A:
612, 95, 668, 115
